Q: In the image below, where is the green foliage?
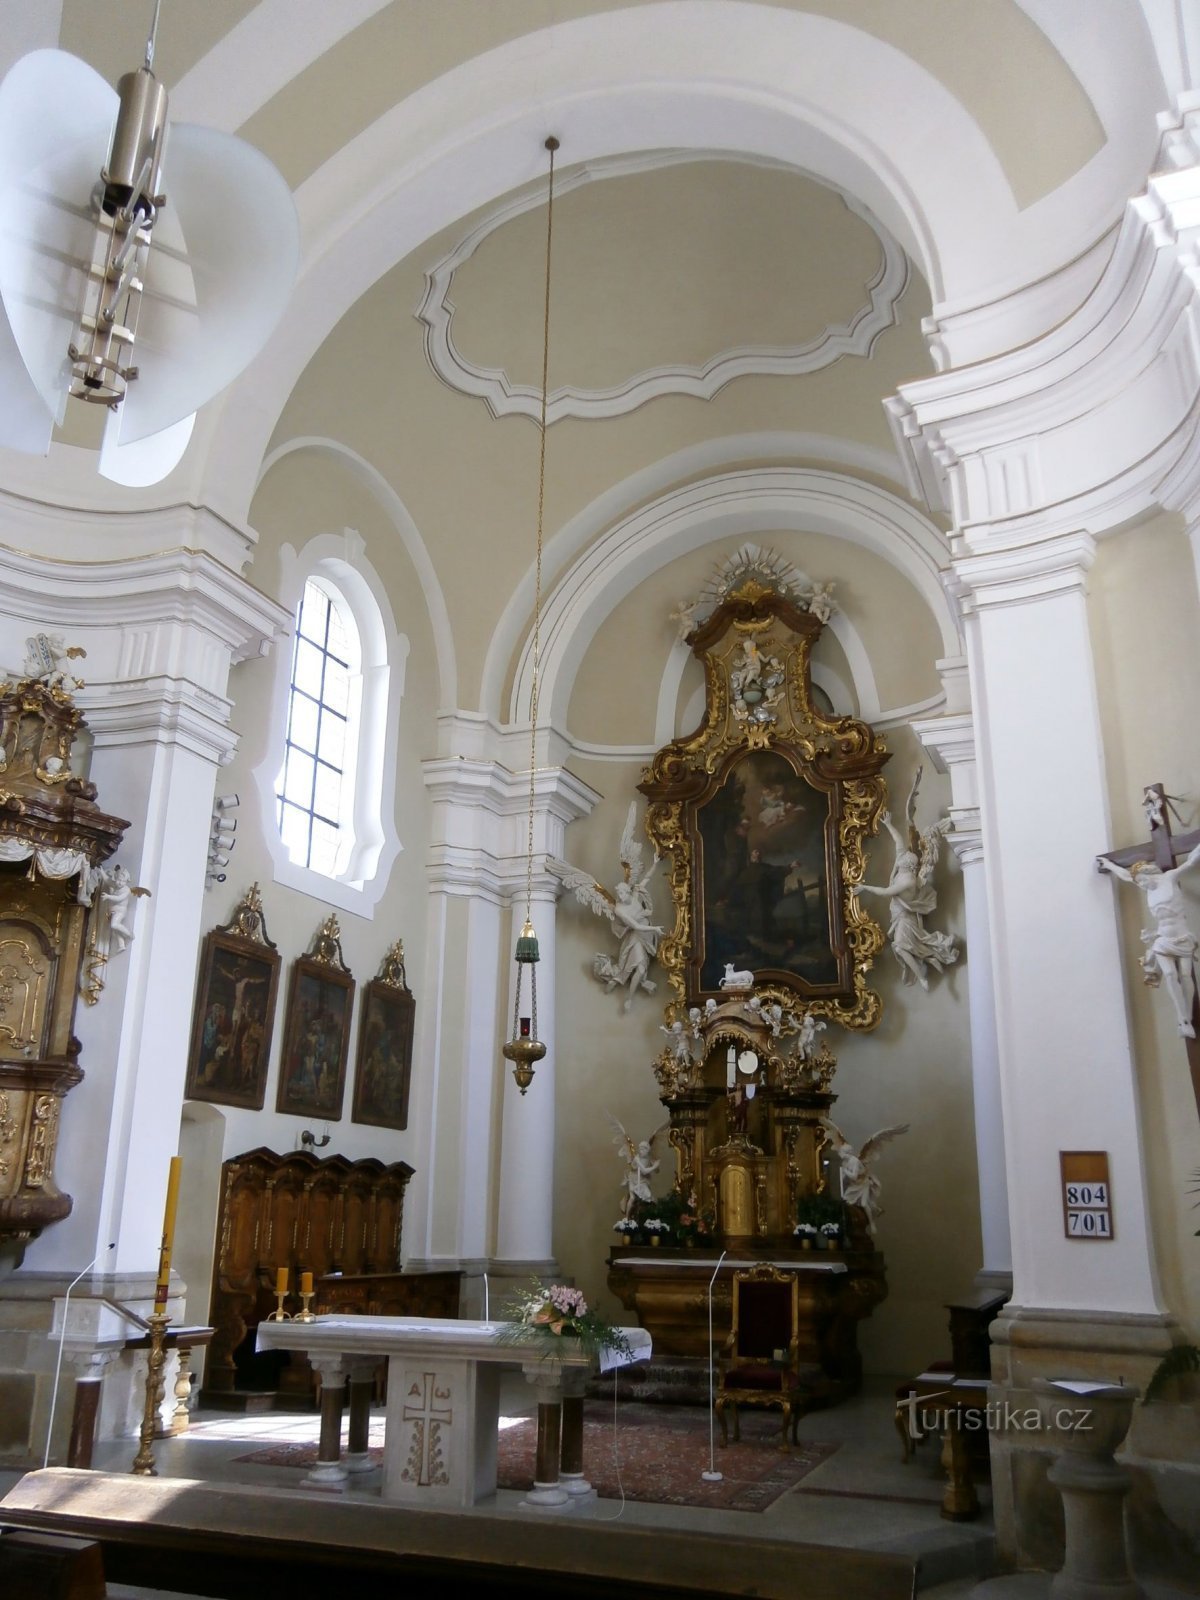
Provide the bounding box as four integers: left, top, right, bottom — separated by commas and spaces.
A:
1144, 1343, 1200, 1403
632, 1188, 716, 1244
496, 1277, 633, 1362
795, 1190, 847, 1231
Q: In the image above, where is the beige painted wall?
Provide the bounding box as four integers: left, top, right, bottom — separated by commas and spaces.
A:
175, 446, 442, 1313
1089, 513, 1200, 1339
269, 172, 936, 712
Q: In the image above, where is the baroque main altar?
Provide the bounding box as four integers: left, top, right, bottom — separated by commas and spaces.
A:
606, 567, 892, 1394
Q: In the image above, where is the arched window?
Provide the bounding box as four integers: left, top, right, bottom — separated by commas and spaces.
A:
277, 578, 361, 876
254, 531, 406, 917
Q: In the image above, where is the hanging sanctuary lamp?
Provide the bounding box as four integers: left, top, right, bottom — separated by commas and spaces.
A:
502, 136, 559, 1096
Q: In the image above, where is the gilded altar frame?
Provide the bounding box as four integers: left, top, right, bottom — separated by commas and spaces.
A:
639, 580, 889, 1030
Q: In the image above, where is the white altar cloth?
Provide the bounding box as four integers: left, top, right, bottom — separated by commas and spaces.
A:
257, 1314, 650, 1509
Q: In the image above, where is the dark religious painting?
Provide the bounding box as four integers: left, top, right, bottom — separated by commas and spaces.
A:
276, 958, 354, 1120
185, 931, 280, 1110
351, 978, 415, 1131
697, 749, 838, 992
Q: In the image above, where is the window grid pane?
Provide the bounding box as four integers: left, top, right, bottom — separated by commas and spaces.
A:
277, 579, 353, 872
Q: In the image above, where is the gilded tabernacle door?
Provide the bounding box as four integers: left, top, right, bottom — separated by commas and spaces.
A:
640, 576, 889, 1029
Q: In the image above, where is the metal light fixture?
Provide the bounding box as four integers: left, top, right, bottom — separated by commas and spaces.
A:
502, 136, 559, 1096
0, 0, 298, 485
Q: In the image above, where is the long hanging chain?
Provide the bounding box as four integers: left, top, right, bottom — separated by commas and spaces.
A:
524, 136, 558, 925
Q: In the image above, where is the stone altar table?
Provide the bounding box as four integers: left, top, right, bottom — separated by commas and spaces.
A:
256, 1315, 650, 1510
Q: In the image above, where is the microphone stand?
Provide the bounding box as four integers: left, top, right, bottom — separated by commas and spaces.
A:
701, 1249, 727, 1482
44, 1243, 116, 1469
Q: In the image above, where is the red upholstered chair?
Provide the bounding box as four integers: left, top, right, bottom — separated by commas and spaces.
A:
715, 1264, 807, 1448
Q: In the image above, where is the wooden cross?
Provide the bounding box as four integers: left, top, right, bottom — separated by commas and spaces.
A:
1097, 782, 1200, 1121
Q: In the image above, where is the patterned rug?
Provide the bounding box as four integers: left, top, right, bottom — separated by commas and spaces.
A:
236, 1402, 837, 1513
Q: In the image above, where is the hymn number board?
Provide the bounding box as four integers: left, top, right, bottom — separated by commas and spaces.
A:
1060, 1151, 1114, 1241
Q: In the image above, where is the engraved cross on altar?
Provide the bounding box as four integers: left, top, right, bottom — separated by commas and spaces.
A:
1097, 782, 1200, 1121
401, 1370, 453, 1486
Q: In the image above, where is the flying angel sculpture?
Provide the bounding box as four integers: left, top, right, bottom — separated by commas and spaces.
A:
857, 767, 958, 990
551, 802, 664, 1011
822, 1118, 910, 1234
607, 1111, 670, 1218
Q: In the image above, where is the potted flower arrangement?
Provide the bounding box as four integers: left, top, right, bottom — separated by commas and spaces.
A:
499, 1278, 632, 1362
632, 1188, 716, 1247
612, 1217, 639, 1245
794, 1192, 847, 1250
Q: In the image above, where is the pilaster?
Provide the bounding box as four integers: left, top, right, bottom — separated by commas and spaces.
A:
946, 533, 1161, 1319
0, 536, 289, 1282
910, 703, 1009, 1282
408, 721, 598, 1279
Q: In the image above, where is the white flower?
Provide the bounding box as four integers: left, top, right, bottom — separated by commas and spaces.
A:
644, 1219, 667, 1233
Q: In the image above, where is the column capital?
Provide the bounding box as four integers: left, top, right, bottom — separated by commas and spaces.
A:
947, 530, 1095, 614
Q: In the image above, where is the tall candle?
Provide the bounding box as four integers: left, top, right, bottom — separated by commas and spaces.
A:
154, 1155, 182, 1312
276, 1266, 289, 1296
300, 1271, 313, 1296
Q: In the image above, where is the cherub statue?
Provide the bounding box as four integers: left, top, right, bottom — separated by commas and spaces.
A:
857, 768, 958, 990
668, 597, 701, 644
802, 581, 836, 624
823, 1118, 910, 1234
551, 802, 663, 1011
96, 864, 150, 954
606, 1112, 670, 1218
659, 1019, 693, 1066
796, 1011, 826, 1060
1098, 840, 1200, 1038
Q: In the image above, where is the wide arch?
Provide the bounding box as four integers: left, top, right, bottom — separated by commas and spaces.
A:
497, 466, 961, 734
194, 2, 1162, 523
256, 436, 457, 711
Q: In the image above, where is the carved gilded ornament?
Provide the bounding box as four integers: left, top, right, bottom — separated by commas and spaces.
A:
640, 579, 888, 1030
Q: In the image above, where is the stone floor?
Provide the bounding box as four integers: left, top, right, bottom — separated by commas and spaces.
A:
0, 1375, 997, 1594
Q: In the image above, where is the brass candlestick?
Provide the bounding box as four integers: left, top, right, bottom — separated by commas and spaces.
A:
294, 1291, 316, 1323
266, 1289, 292, 1322
130, 1311, 170, 1476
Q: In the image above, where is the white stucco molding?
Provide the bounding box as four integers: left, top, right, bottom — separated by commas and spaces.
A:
888, 161, 1200, 547
192, 3, 1165, 520
257, 437, 457, 710
0, 545, 289, 768
910, 709, 983, 868
947, 531, 1096, 615
0, 489, 258, 573
417, 154, 908, 422
423, 747, 599, 902
501, 467, 960, 733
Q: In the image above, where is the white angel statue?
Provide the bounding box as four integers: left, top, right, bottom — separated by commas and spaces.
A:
823, 1118, 910, 1234
551, 802, 663, 1011
857, 768, 958, 990
607, 1112, 670, 1218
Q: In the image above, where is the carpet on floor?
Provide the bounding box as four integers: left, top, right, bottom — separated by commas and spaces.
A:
235, 1401, 838, 1513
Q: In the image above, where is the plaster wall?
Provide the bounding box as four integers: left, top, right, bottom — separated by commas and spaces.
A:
167, 447, 443, 1318
268, 192, 934, 711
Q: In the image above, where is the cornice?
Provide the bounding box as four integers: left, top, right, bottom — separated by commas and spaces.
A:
0, 486, 258, 572
947, 531, 1095, 613
84, 679, 241, 767
0, 545, 291, 668
888, 161, 1200, 538
417, 152, 908, 424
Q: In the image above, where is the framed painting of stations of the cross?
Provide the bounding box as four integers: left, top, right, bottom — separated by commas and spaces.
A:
639, 577, 890, 1032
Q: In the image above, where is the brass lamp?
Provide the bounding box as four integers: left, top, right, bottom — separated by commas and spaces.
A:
501, 137, 559, 1093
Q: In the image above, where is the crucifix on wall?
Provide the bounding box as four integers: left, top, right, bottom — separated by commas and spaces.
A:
1097, 782, 1200, 1121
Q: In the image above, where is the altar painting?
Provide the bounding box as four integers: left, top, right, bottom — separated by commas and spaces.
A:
697, 750, 838, 992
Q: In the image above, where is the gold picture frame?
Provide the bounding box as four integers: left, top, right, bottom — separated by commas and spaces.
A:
639, 580, 889, 1029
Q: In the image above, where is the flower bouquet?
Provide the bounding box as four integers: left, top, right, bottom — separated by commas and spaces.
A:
498, 1277, 633, 1363
612, 1218, 638, 1240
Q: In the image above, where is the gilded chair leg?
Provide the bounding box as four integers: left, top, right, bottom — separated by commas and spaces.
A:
778, 1401, 791, 1450
716, 1399, 728, 1447
895, 1402, 914, 1462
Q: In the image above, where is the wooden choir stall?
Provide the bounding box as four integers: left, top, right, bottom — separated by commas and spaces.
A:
203, 1147, 460, 1406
